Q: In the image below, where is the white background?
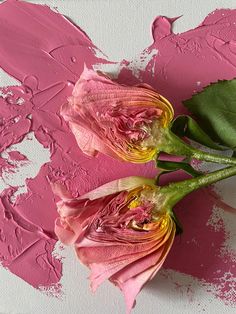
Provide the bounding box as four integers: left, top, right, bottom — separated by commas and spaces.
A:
0, 1, 236, 313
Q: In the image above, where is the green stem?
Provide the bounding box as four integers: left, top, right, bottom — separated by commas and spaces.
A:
161, 164, 236, 209
159, 128, 236, 165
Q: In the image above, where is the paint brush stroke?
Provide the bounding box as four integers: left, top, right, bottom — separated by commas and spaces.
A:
0, 0, 156, 293
0, 0, 235, 307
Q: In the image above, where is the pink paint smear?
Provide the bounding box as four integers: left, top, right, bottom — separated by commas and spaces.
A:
0, 0, 235, 306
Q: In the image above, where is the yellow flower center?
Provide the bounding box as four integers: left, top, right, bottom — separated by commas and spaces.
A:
160, 217, 168, 230
128, 198, 140, 209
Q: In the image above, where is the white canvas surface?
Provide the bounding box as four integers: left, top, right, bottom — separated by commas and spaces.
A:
0, 1, 236, 313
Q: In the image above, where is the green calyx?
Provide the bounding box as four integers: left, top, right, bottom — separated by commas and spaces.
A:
159, 164, 236, 211
157, 125, 236, 166
156, 164, 236, 234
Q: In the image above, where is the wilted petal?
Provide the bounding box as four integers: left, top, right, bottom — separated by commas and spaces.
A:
120, 265, 159, 314
55, 217, 78, 245
115, 230, 175, 314
61, 67, 174, 163
80, 176, 156, 200
69, 121, 119, 158
51, 182, 73, 200
54, 178, 176, 312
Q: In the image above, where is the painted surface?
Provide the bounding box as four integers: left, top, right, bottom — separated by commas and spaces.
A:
0, 0, 235, 313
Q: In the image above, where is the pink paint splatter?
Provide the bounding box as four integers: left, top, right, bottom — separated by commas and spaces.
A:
0, 0, 156, 293
0, 0, 235, 306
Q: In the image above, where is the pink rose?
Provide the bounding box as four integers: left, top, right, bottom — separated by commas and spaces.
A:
54, 177, 176, 313
61, 68, 174, 163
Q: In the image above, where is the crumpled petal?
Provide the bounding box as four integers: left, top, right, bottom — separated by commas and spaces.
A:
120, 265, 158, 314
80, 176, 156, 200
54, 177, 176, 313
61, 67, 174, 163
69, 121, 119, 158
111, 222, 175, 313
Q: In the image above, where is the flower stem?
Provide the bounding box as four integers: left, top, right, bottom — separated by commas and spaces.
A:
160, 128, 236, 165
161, 164, 236, 209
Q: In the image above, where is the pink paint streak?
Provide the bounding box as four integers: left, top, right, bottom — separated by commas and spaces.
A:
0, 0, 235, 307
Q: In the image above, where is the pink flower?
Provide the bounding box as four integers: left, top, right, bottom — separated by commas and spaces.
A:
54, 177, 176, 313
61, 68, 174, 163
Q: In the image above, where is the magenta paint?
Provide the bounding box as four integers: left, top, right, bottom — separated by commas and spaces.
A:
0, 0, 235, 305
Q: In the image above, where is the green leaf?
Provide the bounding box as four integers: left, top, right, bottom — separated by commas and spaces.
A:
171, 210, 183, 235
183, 79, 236, 150
156, 159, 201, 184
157, 159, 201, 176
171, 115, 223, 150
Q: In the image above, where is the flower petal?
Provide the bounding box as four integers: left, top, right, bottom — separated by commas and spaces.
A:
121, 265, 159, 314
55, 217, 78, 245
69, 121, 119, 158
80, 176, 156, 200
60, 67, 174, 163
53, 174, 177, 313
50, 182, 73, 201
114, 225, 176, 314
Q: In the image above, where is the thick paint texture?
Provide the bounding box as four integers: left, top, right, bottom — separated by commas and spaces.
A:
0, 0, 235, 306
